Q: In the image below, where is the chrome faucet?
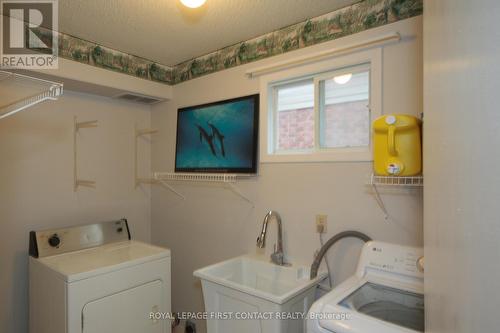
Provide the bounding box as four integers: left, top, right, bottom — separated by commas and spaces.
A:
256, 211, 286, 266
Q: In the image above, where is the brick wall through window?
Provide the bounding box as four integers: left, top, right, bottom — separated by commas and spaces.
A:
277, 107, 314, 150
277, 100, 369, 150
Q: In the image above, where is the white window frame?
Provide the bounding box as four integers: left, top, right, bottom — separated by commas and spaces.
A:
259, 48, 382, 163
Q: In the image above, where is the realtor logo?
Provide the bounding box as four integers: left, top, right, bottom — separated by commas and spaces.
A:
1, 0, 58, 69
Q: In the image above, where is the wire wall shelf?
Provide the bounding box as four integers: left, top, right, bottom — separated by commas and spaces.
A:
0, 70, 63, 120
369, 174, 423, 187
154, 172, 254, 206
368, 173, 423, 220
154, 172, 241, 183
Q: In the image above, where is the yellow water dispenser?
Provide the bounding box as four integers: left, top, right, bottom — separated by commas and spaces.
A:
373, 114, 422, 176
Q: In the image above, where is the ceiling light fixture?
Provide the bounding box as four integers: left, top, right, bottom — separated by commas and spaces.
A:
333, 73, 352, 85
180, 0, 206, 8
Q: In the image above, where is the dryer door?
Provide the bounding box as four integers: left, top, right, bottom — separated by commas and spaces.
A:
82, 280, 165, 333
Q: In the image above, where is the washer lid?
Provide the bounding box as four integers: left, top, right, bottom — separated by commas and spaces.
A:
34, 240, 170, 282
317, 279, 424, 333
338, 282, 424, 332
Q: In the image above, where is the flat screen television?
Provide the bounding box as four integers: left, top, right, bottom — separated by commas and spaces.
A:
175, 94, 259, 174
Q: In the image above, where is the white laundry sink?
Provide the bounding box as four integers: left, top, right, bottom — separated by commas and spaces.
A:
194, 255, 327, 333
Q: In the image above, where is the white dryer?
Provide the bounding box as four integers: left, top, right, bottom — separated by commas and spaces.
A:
29, 219, 171, 333
307, 241, 424, 333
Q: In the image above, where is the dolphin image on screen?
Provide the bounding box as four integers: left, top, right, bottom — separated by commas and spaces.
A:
208, 122, 225, 157
196, 124, 217, 156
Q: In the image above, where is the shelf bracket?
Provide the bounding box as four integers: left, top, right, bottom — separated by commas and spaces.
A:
157, 179, 186, 200
226, 182, 254, 207
371, 183, 389, 220
75, 180, 96, 189
74, 116, 98, 192
135, 124, 159, 188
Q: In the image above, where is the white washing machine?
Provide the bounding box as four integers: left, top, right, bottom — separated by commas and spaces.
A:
307, 241, 424, 333
29, 219, 171, 333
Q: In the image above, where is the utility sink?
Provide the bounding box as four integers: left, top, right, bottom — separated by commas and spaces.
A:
194, 255, 327, 333
194, 255, 325, 304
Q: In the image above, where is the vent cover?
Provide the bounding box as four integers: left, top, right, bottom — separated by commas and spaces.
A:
114, 93, 163, 104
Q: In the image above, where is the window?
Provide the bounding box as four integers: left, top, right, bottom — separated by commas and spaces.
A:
260, 49, 381, 162
318, 65, 370, 149
274, 79, 314, 151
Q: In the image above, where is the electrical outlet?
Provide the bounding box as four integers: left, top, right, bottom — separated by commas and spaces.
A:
316, 214, 327, 233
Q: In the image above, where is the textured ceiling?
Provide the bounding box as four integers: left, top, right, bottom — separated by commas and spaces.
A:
58, 0, 361, 66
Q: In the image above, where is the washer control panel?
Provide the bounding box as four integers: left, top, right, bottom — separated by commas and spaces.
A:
357, 241, 424, 278
29, 219, 130, 258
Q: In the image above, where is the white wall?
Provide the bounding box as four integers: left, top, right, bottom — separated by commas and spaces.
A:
424, 1, 500, 332
0, 91, 153, 333
151, 16, 423, 333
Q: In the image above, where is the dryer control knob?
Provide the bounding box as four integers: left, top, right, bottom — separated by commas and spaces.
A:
48, 234, 60, 248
